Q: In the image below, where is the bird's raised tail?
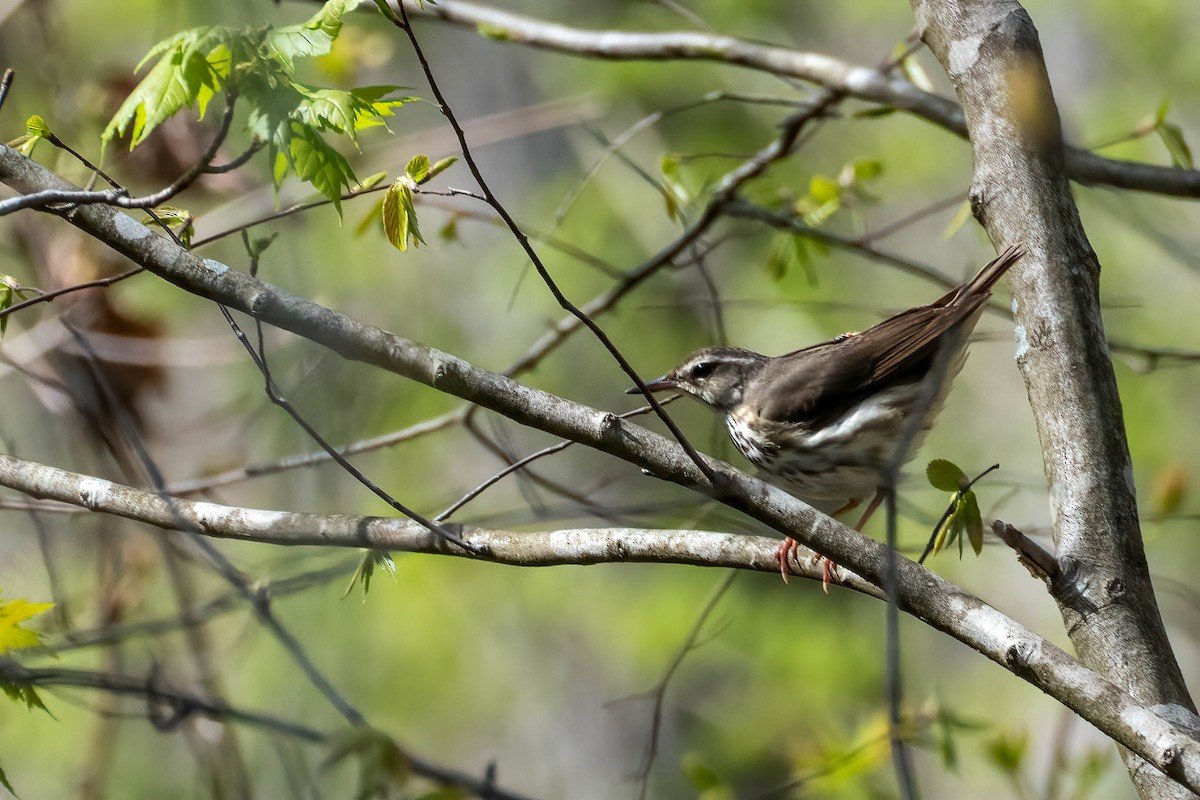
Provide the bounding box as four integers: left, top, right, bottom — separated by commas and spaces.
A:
956, 244, 1025, 303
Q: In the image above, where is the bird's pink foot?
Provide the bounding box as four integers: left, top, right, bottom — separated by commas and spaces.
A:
775, 537, 838, 592
775, 537, 797, 584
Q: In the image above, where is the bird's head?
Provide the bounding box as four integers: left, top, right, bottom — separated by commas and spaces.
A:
630, 347, 767, 411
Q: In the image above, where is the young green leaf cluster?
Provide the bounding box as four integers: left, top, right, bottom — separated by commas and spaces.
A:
103, 0, 416, 213
0, 595, 53, 656
767, 157, 883, 280
923, 459, 990, 561
380, 154, 457, 252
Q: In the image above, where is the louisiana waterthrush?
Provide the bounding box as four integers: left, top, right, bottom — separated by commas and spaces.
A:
635, 245, 1023, 585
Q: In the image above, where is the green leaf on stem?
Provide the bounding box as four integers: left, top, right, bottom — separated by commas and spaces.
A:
926, 459, 968, 492
382, 179, 424, 252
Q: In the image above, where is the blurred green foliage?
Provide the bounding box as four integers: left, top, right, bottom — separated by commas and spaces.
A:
0, 1, 1196, 798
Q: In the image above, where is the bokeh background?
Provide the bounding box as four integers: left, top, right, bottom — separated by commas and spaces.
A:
0, 1, 1197, 797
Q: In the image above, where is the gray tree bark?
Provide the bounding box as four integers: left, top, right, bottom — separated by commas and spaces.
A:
910, 1, 1198, 797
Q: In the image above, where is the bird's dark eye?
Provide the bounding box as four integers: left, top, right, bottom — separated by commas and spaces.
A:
689, 361, 715, 379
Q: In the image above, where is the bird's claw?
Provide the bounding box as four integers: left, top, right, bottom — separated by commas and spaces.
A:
820, 556, 834, 593
774, 536, 837, 593
775, 537, 795, 584
777, 540, 790, 584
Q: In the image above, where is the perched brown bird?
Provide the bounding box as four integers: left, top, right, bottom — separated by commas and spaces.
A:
636, 245, 1023, 586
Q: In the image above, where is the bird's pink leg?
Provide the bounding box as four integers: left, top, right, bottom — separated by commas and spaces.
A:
830, 498, 861, 518
818, 490, 885, 590
775, 498, 864, 590
853, 490, 886, 531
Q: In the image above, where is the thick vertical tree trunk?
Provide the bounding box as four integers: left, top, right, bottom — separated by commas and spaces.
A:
909, 1, 1197, 797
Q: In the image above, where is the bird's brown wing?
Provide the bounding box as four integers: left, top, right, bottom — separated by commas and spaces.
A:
750, 300, 985, 425
863, 247, 1023, 381
863, 299, 985, 383
750, 246, 1022, 426
748, 337, 876, 424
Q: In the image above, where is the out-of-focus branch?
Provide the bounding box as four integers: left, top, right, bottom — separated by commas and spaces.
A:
164, 409, 466, 496
0, 659, 536, 800
725, 199, 965, 289
396, 0, 1200, 199
47, 563, 356, 654
728, 200, 1200, 369
632, 572, 737, 798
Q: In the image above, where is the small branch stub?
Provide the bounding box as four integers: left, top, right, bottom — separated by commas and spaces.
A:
991, 519, 1058, 583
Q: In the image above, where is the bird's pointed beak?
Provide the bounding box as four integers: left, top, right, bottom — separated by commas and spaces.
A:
626, 375, 677, 395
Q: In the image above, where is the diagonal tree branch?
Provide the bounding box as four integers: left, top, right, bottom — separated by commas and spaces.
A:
397, 0, 1200, 199
3, 143, 1200, 792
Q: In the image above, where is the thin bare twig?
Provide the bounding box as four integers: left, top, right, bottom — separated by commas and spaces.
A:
389, 3, 724, 488
437, 396, 681, 522
213, 302, 477, 553
725, 199, 965, 290
0, 96, 242, 218
549, 90, 804, 232
0, 267, 144, 321
860, 192, 967, 243
166, 408, 466, 496
61, 318, 368, 727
